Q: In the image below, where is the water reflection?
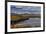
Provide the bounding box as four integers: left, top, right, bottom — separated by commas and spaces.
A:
16, 18, 41, 27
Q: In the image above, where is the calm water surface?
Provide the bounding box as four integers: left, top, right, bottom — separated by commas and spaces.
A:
17, 18, 41, 27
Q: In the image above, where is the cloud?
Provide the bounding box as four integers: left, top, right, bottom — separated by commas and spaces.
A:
11, 5, 41, 14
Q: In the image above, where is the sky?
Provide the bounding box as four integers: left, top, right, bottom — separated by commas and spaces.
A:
11, 5, 41, 14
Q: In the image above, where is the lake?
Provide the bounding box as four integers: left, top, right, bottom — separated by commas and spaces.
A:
15, 18, 41, 27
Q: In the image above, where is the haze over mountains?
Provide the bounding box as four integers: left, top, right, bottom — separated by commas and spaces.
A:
11, 5, 41, 14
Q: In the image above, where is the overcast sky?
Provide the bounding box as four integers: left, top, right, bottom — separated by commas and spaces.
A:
11, 5, 41, 14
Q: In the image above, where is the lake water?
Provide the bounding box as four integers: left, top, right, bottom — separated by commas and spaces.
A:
16, 18, 41, 27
